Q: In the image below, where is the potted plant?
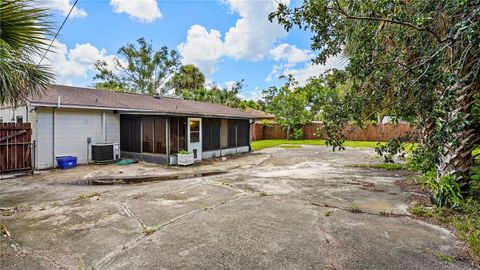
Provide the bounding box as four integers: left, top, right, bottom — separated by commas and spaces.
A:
177, 150, 194, 166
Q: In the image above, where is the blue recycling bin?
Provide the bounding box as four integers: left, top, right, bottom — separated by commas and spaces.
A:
56, 156, 77, 169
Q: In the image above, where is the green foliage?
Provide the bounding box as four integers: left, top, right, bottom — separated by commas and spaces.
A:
270, 0, 480, 191
170, 64, 205, 96
290, 128, 304, 140
263, 76, 312, 139
94, 37, 181, 95
351, 163, 406, 170
422, 172, 462, 208
181, 80, 243, 108
177, 150, 190, 155
0, 0, 54, 106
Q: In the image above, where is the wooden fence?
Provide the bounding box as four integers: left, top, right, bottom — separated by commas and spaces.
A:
0, 123, 33, 173
252, 122, 412, 142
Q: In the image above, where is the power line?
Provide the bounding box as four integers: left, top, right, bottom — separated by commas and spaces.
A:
37, 0, 79, 66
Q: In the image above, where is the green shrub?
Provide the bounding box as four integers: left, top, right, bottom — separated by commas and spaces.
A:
422, 172, 462, 208
290, 128, 304, 140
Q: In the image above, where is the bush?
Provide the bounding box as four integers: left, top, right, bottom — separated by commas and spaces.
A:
290, 128, 304, 140
422, 172, 463, 208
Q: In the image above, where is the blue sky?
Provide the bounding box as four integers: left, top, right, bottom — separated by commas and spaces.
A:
40, 0, 345, 99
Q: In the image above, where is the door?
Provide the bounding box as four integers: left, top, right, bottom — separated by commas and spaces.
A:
187, 118, 202, 160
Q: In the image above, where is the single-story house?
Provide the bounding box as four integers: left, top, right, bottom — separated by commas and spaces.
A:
0, 85, 253, 169
243, 108, 275, 123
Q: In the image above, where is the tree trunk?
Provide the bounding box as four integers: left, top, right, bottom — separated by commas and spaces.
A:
437, 76, 479, 191
287, 124, 291, 140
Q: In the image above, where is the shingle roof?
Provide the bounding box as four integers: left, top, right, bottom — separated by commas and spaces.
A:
243, 108, 274, 119
28, 85, 252, 119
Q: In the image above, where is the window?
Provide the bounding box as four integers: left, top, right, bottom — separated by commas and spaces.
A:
16, 116, 23, 123
189, 119, 200, 143
142, 117, 154, 153
236, 120, 250, 147
154, 117, 166, 154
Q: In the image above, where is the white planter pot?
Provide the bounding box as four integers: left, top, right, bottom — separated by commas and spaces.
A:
177, 153, 194, 166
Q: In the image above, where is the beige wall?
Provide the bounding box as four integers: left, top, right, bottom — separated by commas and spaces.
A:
33, 107, 120, 169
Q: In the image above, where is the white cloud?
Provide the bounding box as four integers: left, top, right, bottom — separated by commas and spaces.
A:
178, 0, 290, 77
40, 41, 118, 85
110, 0, 161, 23
224, 80, 237, 90
36, 0, 87, 18
282, 55, 348, 85
177, 25, 224, 76
223, 0, 290, 60
270, 43, 310, 65
239, 86, 262, 101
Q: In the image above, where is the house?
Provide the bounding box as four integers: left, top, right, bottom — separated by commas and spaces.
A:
243, 108, 275, 123
0, 85, 253, 169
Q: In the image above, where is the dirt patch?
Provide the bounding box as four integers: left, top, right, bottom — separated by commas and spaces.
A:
344, 180, 375, 187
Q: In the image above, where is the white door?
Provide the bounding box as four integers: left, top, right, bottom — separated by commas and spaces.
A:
187, 118, 202, 160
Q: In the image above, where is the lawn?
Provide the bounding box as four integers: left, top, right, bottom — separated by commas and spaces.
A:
251, 139, 381, 151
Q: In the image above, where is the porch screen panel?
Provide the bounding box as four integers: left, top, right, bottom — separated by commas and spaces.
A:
227, 120, 237, 148
142, 116, 154, 153
120, 115, 141, 152
202, 118, 221, 151
154, 117, 166, 154
220, 119, 228, 149
236, 120, 249, 147
169, 117, 178, 154
169, 116, 187, 154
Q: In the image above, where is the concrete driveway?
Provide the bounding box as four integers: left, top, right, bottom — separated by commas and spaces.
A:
0, 145, 476, 269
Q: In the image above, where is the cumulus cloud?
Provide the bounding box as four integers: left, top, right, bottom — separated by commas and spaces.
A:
40, 41, 119, 85
283, 55, 348, 85
223, 0, 290, 60
36, 0, 87, 18
110, 0, 161, 23
270, 43, 310, 65
177, 25, 224, 76
178, 0, 290, 77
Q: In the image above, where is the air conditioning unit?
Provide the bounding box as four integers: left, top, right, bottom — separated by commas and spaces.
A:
91, 143, 120, 162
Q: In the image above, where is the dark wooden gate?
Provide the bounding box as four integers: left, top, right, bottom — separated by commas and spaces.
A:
0, 123, 33, 173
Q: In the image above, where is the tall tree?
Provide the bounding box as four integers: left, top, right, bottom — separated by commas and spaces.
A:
170, 64, 205, 96
93, 37, 181, 95
181, 81, 243, 108
0, 0, 54, 106
270, 0, 480, 192
264, 76, 312, 139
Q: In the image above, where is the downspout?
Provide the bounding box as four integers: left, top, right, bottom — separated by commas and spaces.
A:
52, 107, 55, 168
166, 117, 170, 165
248, 119, 254, 152
102, 111, 106, 142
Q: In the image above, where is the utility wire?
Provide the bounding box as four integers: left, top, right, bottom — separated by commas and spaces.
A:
37, 0, 79, 66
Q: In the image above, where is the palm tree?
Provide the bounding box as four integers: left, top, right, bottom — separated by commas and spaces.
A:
171, 64, 205, 96
0, 0, 54, 106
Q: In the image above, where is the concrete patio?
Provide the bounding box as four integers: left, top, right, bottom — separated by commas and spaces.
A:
0, 145, 475, 269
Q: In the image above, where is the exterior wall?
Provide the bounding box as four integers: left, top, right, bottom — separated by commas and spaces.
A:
34, 107, 120, 169
0, 105, 29, 123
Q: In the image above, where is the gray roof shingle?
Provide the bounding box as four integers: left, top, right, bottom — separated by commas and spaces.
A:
28, 85, 252, 119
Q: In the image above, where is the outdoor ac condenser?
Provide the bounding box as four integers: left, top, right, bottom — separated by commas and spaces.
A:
91, 143, 120, 162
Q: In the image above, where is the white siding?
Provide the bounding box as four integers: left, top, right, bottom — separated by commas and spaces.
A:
34, 107, 120, 169
0, 105, 28, 123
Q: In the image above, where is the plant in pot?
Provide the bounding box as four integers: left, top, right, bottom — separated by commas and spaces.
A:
177, 150, 194, 166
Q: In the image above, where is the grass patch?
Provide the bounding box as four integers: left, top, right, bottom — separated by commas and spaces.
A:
324, 210, 333, 216
78, 192, 101, 200
351, 163, 406, 170
277, 145, 302, 149
409, 199, 480, 262
348, 204, 363, 213
251, 139, 381, 151
143, 226, 158, 236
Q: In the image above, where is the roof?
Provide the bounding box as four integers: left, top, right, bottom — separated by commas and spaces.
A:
28, 85, 252, 119
243, 108, 274, 119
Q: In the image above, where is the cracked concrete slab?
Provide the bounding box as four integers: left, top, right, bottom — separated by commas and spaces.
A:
0, 146, 477, 269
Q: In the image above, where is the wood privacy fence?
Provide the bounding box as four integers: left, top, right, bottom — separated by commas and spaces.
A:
251, 122, 412, 142
0, 123, 34, 173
